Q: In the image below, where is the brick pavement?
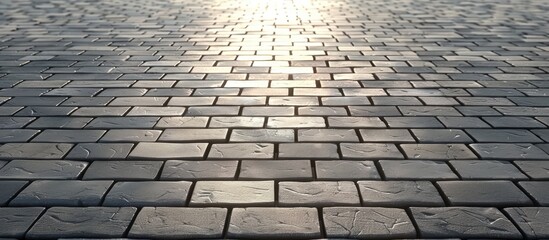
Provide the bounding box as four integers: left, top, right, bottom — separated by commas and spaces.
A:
0, 0, 548, 238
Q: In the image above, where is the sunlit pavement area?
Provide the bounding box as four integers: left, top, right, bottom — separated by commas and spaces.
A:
0, 0, 548, 238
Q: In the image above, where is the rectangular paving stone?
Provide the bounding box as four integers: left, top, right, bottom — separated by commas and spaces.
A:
85, 117, 159, 129
129, 142, 207, 159
359, 129, 416, 143
0, 207, 44, 238
279, 181, 360, 206
32, 129, 105, 143
10, 180, 112, 207
83, 161, 162, 180
0, 143, 73, 160
0, 180, 27, 205
514, 161, 549, 179
230, 129, 294, 142
103, 181, 192, 207
228, 207, 321, 239
412, 207, 521, 239
315, 160, 380, 180
340, 143, 404, 159
504, 207, 549, 239
518, 182, 549, 206
0, 129, 39, 142
358, 181, 445, 207
128, 207, 227, 239
279, 143, 339, 159
401, 144, 477, 160
160, 160, 238, 180
438, 181, 532, 207
65, 143, 133, 160
0, 160, 87, 180
190, 181, 274, 206
158, 129, 228, 142
450, 160, 528, 180
239, 160, 312, 180
27, 207, 136, 239
323, 207, 416, 239
380, 160, 458, 180
470, 143, 549, 159
208, 143, 273, 159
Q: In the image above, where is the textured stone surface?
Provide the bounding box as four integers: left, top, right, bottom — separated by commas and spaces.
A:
83, 161, 162, 180
358, 181, 445, 207
0, 207, 44, 238
412, 207, 522, 238
380, 160, 458, 180
0, 160, 87, 179
450, 160, 528, 180
504, 207, 549, 239
0, 143, 73, 160
279, 181, 360, 206
324, 207, 416, 238
129, 142, 207, 159
239, 160, 312, 180
129, 207, 227, 239
10, 180, 112, 206
0, 181, 27, 205
160, 160, 237, 180
438, 181, 532, 207
191, 181, 274, 206
27, 207, 136, 238
315, 161, 380, 180
103, 181, 192, 207
228, 208, 321, 239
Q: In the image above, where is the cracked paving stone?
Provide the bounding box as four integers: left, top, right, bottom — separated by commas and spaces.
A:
279, 143, 339, 159
358, 181, 445, 207
103, 181, 192, 207
504, 207, 549, 239
26, 207, 137, 239
0, 181, 27, 205
470, 143, 549, 159
10, 180, 112, 207
323, 207, 416, 239
438, 181, 532, 207
83, 161, 162, 180
128, 207, 227, 239
400, 144, 477, 160
0, 160, 87, 179
411, 207, 522, 239
207, 143, 273, 159
279, 181, 360, 206
65, 143, 133, 160
239, 160, 312, 180
0, 207, 44, 238
380, 160, 458, 180
518, 182, 549, 206
128, 142, 207, 159
315, 161, 380, 180
340, 143, 404, 159
228, 207, 321, 239
0, 143, 73, 160
449, 160, 528, 180
190, 181, 274, 206
160, 160, 237, 180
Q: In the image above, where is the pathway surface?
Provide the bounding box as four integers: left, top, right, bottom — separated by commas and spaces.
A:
0, 0, 548, 238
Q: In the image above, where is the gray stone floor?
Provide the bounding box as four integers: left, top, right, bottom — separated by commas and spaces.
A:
0, 0, 548, 238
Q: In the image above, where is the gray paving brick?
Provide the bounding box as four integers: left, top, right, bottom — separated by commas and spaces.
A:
85, 117, 158, 129
412, 129, 473, 143
0, 207, 44, 238
190, 181, 274, 206
0, 160, 87, 179
65, 143, 133, 160
240, 160, 312, 180
401, 144, 476, 160
228, 207, 321, 239
518, 182, 549, 206
10, 180, 112, 206
340, 143, 404, 159
323, 207, 416, 239
315, 160, 380, 180
0, 143, 73, 160
208, 143, 273, 159
32, 129, 105, 143
0, 180, 27, 205
358, 181, 445, 207
279, 181, 360, 206
470, 143, 549, 159
27, 207, 136, 239
450, 160, 528, 180
160, 160, 237, 180
279, 143, 339, 159
411, 207, 521, 239
438, 181, 532, 207
159, 128, 228, 142
128, 207, 227, 239
129, 142, 207, 159
504, 207, 549, 239
103, 181, 191, 207
380, 160, 458, 180
514, 161, 549, 179
83, 161, 162, 180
